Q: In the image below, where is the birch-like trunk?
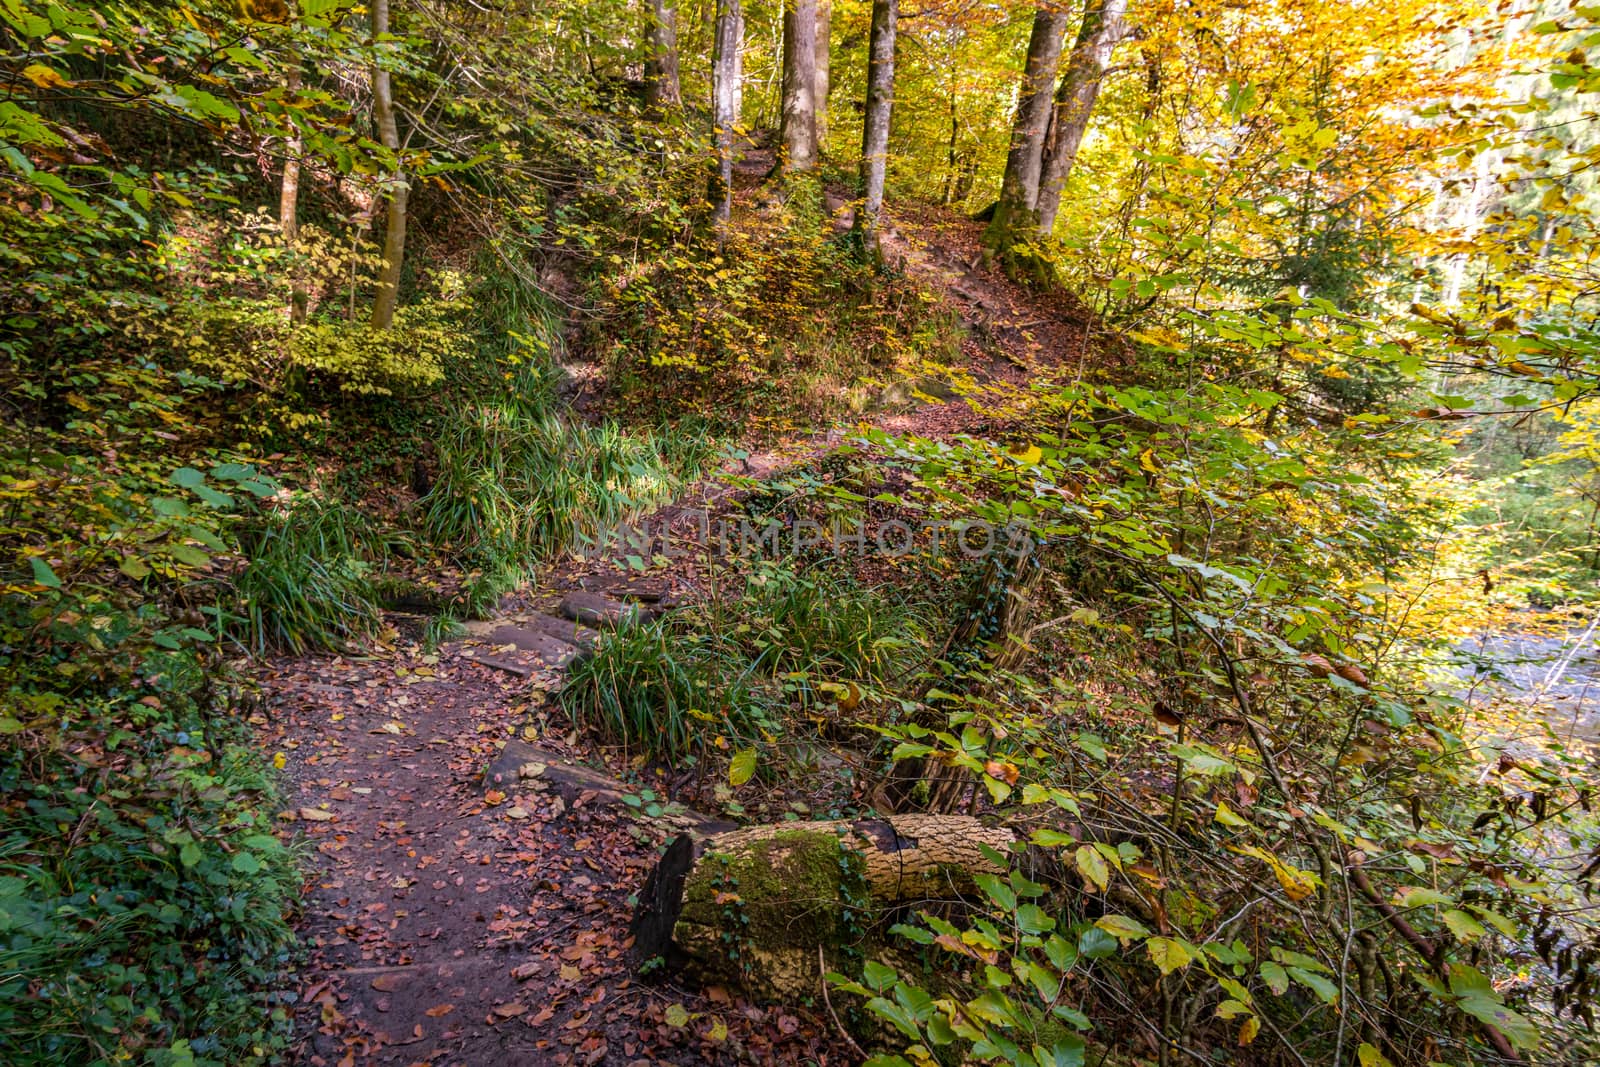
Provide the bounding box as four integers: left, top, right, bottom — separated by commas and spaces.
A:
855, 0, 896, 258
370, 0, 407, 330
814, 0, 831, 145
711, 0, 743, 231
279, 62, 307, 322
1035, 0, 1126, 237
774, 0, 818, 174
983, 5, 1069, 251
644, 0, 681, 110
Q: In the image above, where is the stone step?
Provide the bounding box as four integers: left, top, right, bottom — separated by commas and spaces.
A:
559, 590, 645, 627
485, 624, 583, 664
514, 612, 601, 650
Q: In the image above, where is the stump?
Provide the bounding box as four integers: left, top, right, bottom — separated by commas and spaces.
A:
629, 814, 1017, 998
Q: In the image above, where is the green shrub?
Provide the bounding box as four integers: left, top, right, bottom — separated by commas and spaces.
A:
0, 680, 298, 1067
232, 496, 393, 654
421, 404, 714, 590
560, 621, 774, 763
561, 564, 928, 762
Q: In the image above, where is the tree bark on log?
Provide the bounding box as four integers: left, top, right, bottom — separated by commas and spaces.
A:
630, 815, 1016, 998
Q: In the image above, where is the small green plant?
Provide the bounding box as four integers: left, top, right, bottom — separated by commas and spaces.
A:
560, 619, 772, 762
232, 495, 395, 654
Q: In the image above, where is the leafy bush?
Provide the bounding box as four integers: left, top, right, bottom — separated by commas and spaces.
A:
1, 411, 298, 1065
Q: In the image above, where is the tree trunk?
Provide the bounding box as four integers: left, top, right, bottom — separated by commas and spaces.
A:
983, 5, 1069, 254
814, 0, 831, 145
630, 815, 1016, 998
644, 0, 681, 110
774, 0, 818, 174
370, 0, 407, 330
1035, 0, 1126, 238
279, 62, 307, 323
854, 0, 896, 259
710, 0, 743, 233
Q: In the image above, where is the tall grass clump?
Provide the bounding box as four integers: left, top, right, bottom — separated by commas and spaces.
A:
232, 495, 396, 654
723, 564, 928, 682
561, 563, 930, 762
421, 403, 715, 586
559, 621, 773, 763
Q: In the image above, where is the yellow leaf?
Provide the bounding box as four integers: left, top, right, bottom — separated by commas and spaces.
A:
1146, 936, 1195, 975
22, 64, 72, 89
1214, 800, 1250, 828
1238, 1015, 1261, 1045
1075, 846, 1110, 892
1358, 1043, 1396, 1067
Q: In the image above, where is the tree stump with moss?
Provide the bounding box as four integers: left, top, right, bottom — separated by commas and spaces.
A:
629, 814, 1017, 998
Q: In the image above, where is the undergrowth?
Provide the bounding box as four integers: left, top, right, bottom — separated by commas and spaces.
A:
561, 563, 929, 762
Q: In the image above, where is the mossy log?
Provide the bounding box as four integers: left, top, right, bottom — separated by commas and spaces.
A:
629, 814, 1017, 998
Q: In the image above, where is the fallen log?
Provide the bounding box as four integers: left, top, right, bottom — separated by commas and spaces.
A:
629, 814, 1017, 998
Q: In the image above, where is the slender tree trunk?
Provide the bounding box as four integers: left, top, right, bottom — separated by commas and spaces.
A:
814, 0, 831, 145
854, 0, 896, 258
774, 0, 818, 174
711, 0, 743, 233
1035, 0, 1126, 237
279, 62, 307, 322
644, 0, 681, 110
942, 91, 958, 205
370, 0, 407, 330
983, 5, 1069, 252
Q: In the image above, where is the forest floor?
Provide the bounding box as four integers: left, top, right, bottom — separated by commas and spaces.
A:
263, 171, 1115, 1066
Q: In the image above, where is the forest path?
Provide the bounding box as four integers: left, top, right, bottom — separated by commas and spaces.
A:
265, 155, 1117, 1067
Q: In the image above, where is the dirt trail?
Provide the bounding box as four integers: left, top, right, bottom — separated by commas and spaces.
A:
267, 156, 1117, 1066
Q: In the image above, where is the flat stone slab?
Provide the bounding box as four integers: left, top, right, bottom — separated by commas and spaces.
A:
514, 612, 600, 650
484, 741, 737, 835
458, 623, 584, 675
559, 591, 643, 627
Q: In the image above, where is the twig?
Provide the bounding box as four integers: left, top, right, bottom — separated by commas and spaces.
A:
819, 946, 868, 1061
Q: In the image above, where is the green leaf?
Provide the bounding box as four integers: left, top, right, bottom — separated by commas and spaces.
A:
1391, 886, 1453, 908
727, 749, 757, 787
1259, 961, 1290, 996
862, 959, 898, 992
1074, 846, 1110, 892
1288, 966, 1339, 1004
976, 872, 1017, 911
1442, 909, 1487, 943
170, 466, 205, 489
28, 556, 60, 588
231, 851, 262, 875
